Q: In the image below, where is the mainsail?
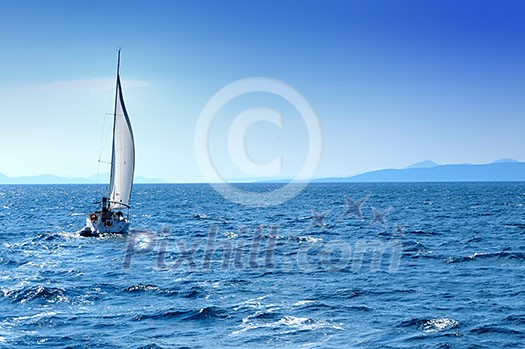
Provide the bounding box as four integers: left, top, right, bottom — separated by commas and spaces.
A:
108, 53, 135, 210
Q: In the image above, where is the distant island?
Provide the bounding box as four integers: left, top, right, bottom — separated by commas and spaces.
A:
315, 159, 525, 182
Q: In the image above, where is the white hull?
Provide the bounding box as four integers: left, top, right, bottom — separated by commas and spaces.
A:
81, 211, 129, 235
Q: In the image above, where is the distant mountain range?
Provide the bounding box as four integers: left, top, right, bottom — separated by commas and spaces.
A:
0, 172, 165, 184
1, 159, 524, 184
315, 159, 525, 182
403, 160, 439, 169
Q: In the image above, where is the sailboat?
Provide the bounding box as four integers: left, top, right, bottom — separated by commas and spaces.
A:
80, 50, 135, 236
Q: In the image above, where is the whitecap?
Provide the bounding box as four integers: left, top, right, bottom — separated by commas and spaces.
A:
232, 314, 343, 335
224, 231, 238, 239
421, 318, 459, 332
293, 300, 316, 307
13, 311, 58, 323
296, 236, 323, 243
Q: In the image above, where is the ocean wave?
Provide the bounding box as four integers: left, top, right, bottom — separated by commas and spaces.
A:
503, 314, 525, 324
242, 310, 280, 322
403, 241, 430, 252
504, 223, 525, 229
470, 325, 523, 335
133, 344, 166, 349
233, 315, 343, 335
345, 305, 373, 312
224, 231, 238, 238
125, 284, 161, 292
33, 232, 60, 242
124, 284, 178, 296
187, 306, 230, 320
10, 311, 59, 323
293, 300, 316, 307
420, 318, 460, 333
133, 345, 166, 349
290, 236, 323, 244
133, 310, 192, 321
445, 251, 525, 264
183, 285, 207, 299
123, 283, 205, 298
406, 230, 438, 236
89, 283, 122, 294
5, 285, 69, 304
400, 317, 460, 333
334, 288, 366, 299
403, 241, 434, 258
0, 256, 19, 267
134, 306, 228, 322
233, 295, 273, 311
194, 213, 209, 220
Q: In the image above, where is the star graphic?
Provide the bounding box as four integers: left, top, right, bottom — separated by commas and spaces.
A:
371, 206, 393, 226
393, 224, 407, 237
341, 194, 371, 219
310, 209, 331, 228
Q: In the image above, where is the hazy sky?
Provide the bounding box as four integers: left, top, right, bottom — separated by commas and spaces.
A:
1, 0, 524, 182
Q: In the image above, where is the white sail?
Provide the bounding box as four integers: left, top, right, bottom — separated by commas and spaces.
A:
108, 75, 135, 210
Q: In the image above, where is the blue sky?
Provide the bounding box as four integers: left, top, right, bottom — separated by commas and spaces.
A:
0, 0, 524, 182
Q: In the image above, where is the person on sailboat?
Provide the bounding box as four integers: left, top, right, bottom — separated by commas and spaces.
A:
116, 211, 124, 221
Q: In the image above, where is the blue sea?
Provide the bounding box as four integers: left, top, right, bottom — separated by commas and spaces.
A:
0, 183, 524, 348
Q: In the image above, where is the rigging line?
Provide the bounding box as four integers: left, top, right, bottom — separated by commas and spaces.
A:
96, 62, 119, 184
96, 96, 113, 184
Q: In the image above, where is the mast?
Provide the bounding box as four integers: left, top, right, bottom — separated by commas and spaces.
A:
108, 49, 121, 201
107, 48, 135, 211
